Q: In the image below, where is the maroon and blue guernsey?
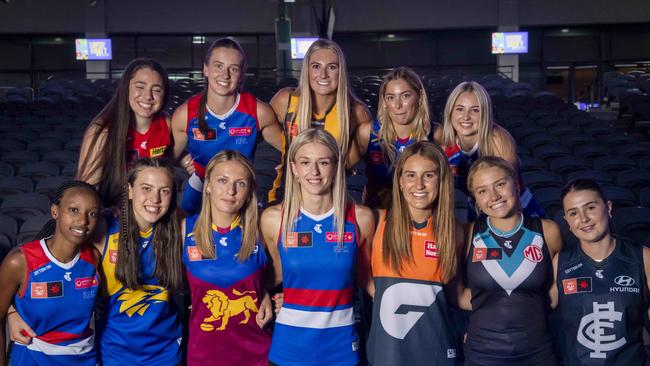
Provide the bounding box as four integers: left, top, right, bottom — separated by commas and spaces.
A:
12, 239, 99, 366
182, 214, 271, 366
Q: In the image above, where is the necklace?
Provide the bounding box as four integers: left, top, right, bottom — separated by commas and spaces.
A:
487, 213, 523, 238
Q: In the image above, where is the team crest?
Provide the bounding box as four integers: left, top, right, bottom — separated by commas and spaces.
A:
117, 285, 169, 316
200, 289, 258, 331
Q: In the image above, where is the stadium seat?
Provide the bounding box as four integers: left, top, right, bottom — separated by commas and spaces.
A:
615, 144, 650, 160
639, 187, 650, 208
521, 134, 556, 149
593, 156, 637, 175
0, 193, 50, 222
41, 151, 79, 167
532, 187, 562, 218
532, 145, 572, 161
602, 186, 638, 211
16, 214, 51, 244
521, 171, 565, 190
0, 162, 14, 177
519, 156, 547, 172
35, 176, 72, 199
27, 138, 64, 154
0, 139, 26, 153
17, 162, 60, 182
573, 144, 611, 160
549, 156, 591, 177
0, 214, 18, 247
61, 163, 78, 177
0, 176, 34, 200
612, 207, 650, 245
616, 169, 650, 195
1, 151, 39, 167
566, 170, 615, 186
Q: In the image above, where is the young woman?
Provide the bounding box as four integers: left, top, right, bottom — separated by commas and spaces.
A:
269, 38, 371, 163
172, 38, 284, 214
460, 156, 562, 365
367, 142, 462, 365
435, 81, 544, 220
182, 150, 272, 366
77, 58, 173, 207
555, 179, 650, 366
348, 67, 433, 208
0, 181, 102, 366
260, 128, 375, 366
7, 158, 184, 366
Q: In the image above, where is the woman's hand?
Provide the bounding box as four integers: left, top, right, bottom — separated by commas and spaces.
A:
256, 293, 274, 329
180, 154, 195, 175
272, 292, 284, 315
7, 310, 35, 345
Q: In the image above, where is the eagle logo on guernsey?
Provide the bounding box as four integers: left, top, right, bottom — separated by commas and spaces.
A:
200, 289, 259, 331
117, 285, 169, 317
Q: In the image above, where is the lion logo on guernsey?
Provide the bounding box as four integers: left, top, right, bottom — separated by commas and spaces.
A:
577, 301, 626, 358
201, 289, 259, 331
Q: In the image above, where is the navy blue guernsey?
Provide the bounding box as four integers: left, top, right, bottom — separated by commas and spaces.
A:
465, 215, 557, 365
556, 238, 649, 366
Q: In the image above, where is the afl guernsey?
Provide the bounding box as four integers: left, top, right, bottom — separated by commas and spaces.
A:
269, 205, 361, 366
182, 215, 271, 366
367, 213, 458, 365
557, 238, 649, 366
284, 93, 340, 142
465, 215, 556, 365
125, 114, 170, 168
11, 239, 98, 366
96, 214, 181, 366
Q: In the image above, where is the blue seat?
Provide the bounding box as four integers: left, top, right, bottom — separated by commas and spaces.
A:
521, 171, 565, 190
16, 214, 52, 244
612, 207, 650, 245
17, 162, 60, 183
0, 193, 50, 222
0, 176, 34, 200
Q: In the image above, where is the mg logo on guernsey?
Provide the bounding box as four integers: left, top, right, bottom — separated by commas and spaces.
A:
523, 245, 543, 263
577, 301, 626, 358
379, 283, 442, 339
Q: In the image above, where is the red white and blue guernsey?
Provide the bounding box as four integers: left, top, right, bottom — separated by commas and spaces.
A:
269, 205, 361, 366
12, 239, 99, 366
182, 214, 271, 366
181, 92, 260, 214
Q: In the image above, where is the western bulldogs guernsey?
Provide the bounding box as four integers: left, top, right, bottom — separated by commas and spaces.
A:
368, 213, 457, 366
465, 215, 556, 365
183, 215, 271, 366
126, 114, 170, 168
269, 205, 361, 366
12, 239, 99, 366
96, 214, 181, 366
557, 238, 649, 366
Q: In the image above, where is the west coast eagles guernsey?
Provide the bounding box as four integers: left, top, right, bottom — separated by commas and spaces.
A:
96, 214, 181, 365
269, 205, 361, 366
182, 215, 271, 366
367, 213, 457, 365
12, 239, 99, 366
556, 238, 649, 366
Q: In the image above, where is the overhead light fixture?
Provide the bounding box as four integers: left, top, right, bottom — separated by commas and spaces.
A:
387, 34, 395, 39
561, 28, 569, 33
192, 36, 205, 44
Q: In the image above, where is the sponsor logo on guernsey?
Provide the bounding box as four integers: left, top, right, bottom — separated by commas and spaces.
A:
503, 240, 513, 249
523, 244, 543, 263
286, 232, 313, 248
228, 127, 253, 137
187, 246, 202, 261
563, 277, 592, 294
595, 269, 604, 279
564, 262, 583, 274
33, 264, 52, 276
314, 224, 322, 234
472, 248, 487, 262
200, 289, 258, 331
424, 240, 438, 258
149, 146, 166, 157
140, 141, 147, 149
192, 128, 216, 141
610, 275, 640, 293
31, 281, 63, 299
325, 232, 354, 243
450, 165, 459, 176
219, 237, 228, 246
352, 339, 360, 352
380, 283, 443, 339
108, 249, 118, 264
447, 349, 457, 358
64, 272, 72, 281
370, 151, 383, 164
577, 301, 626, 358
75, 276, 99, 289
219, 121, 226, 130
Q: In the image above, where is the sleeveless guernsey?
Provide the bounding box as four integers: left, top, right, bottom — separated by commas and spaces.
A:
182, 215, 271, 366
269, 205, 361, 366
557, 238, 649, 366
368, 213, 458, 365
11, 239, 98, 366
284, 93, 340, 142
126, 114, 170, 168
96, 214, 181, 365
465, 215, 556, 365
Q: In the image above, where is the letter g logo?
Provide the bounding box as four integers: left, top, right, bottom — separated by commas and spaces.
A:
379, 283, 442, 339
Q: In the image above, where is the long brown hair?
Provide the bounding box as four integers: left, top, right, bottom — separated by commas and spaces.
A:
376, 67, 431, 167
79, 58, 169, 207
193, 150, 258, 261
115, 158, 183, 291
196, 38, 247, 138
383, 142, 457, 282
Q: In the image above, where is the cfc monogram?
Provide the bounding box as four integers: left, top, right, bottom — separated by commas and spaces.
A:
577, 301, 626, 358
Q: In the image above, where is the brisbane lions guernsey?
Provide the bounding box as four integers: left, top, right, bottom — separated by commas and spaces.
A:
269, 205, 361, 366
125, 114, 170, 168
557, 238, 649, 366
367, 213, 457, 365
96, 214, 181, 366
183, 215, 271, 366
12, 239, 99, 366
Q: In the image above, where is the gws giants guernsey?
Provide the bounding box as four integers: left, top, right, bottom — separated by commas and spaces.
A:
12, 239, 99, 366
557, 238, 649, 366
269, 205, 361, 366
183, 215, 271, 366
367, 213, 457, 366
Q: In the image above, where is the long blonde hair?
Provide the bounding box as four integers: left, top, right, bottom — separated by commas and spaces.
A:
383, 142, 457, 282
281, 128, 348, 248
376, 67, 431, 167
193, 150, 258, 261
295, 39, 353, 155
441, 81, 498, 156
467, 156, 521, 214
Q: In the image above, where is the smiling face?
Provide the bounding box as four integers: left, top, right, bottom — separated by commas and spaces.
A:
308, 48, 340, 96
563, 189, 612, 244
52, 187, 101, 246
291, 141, 337, 196
450, 91, 481, 142
471, 166, 520, 219
399, 154, 440, 215
128, 67, 164, 121
128, 167, 173, 230
384, 79, 419, 127
205, 160, 252, 216
203, 47, 244, 97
